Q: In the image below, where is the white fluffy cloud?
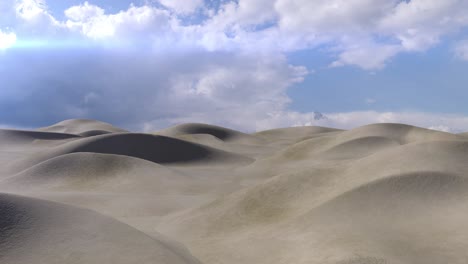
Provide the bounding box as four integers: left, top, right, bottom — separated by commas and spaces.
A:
2, 0, 468, 132
378, 0, 468, 51
272, 0, 468, 67
15, 0, 59, 26
275, 0, 397, 34
168, 0, 468, 69
64, 3, 172, 40
330, 39, 401, 70
15, 0, 48, 20
0, 30, 16, 49
142, 55, 308, 131
65, 1, 104, 22
10, 0, 467, 67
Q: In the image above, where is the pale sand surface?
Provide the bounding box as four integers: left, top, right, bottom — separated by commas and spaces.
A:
1, 119, 468, 263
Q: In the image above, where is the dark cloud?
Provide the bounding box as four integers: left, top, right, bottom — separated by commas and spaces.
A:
0, 42, 303, 131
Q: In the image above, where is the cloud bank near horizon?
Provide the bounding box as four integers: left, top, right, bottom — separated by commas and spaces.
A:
1, 0, 468, 132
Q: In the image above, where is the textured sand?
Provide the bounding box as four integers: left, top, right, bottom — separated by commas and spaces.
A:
1, 119, 468, 263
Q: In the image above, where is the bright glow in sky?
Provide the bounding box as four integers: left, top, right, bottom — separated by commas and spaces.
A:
0, 31, 16, 49
1, 0, 468, 132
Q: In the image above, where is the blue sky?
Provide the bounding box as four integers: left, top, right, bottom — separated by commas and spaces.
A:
1, 0, 468, 132
288, 43, 468, 114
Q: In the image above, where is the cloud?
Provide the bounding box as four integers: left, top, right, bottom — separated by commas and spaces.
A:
53, 0, 468, 68
275, 0, 397, 34
0, 1, 309, 132
15, 0, 58, 26
65, 3, 173, 40
379, 0, 468, 51
5, 1, 468, 59
15, 0, 47, 20
1, 0, 64, 42
64, 1, 105, 22
142, 54, 308, 131
272, 0, 468, 67
330, 39, 401, 70
455, 39, 468, 61
213, 0, 277, 27
255, 111, 468, 133
0, 30, 16, 49
2, 0, 468, 133
0, 43, 308, 131
158, 0, 204, 14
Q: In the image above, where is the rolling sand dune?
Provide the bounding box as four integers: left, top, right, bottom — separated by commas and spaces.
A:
38, 119, 128, 134
255, 125, 343, 141
0, 193, 201, 264
13, 133, 253, 173
157, 123, 272, 158
0, 129, 80, 143
1, 120, 468, 264
79, 130, 113, 137
1, 153, 191, 192
157, 123, 252, 141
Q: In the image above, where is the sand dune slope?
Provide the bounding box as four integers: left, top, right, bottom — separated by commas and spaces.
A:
1, 153, 195, 192
156, 123, 270, 157
0, 193, 201, 264
155, 124, 468, 264
334, 123, 460, 144
38, 118, 128, 134
15, 133, 253, 171
0, 129, 80, 143
255, 125, 343, 141
79, 129, 113, 137
160, 169, 468, 264
158, 123, 250, 141
277, 171, 468, 264
2, 121, 468, 264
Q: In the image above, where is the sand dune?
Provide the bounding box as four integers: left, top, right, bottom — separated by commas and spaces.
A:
38, 118, 128, 134
255, 125, 343, 141
0, 128, 80, 143
0, 193, 201, 264
1, 153, 188, 191
15, 133, 253, 172
1, 120, 468, 264
158, 123, 250, 141
334, 123, 461, 144
2, 152, 238, 207
79, 130, 113, 137
157, 123, 270, 157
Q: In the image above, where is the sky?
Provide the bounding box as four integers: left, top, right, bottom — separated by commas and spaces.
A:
1, 0, 468, 132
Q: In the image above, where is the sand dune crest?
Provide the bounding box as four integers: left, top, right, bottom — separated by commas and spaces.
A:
15, 133, 253, 172
0, 129, 80, 143
38, 119, 128, 134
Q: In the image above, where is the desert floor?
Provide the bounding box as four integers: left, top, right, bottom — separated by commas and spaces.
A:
1, 119, 468, 264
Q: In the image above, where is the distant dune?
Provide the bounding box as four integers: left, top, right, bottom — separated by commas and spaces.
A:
0, 128, 80, 143
1, 120, 468, 264
157, 123, 250, 141
38, 119, 129, 134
